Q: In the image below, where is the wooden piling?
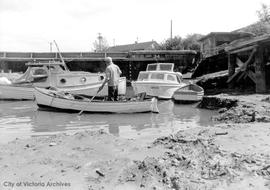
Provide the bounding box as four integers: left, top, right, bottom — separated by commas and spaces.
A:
0, 61, 8, 72
255, 45, 267, 93
228, 53, 236, 89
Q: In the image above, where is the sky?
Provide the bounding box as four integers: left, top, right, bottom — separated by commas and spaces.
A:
0, 0, 269, 52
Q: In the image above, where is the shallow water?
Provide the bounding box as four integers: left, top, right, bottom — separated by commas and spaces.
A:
0, 100, 216, 144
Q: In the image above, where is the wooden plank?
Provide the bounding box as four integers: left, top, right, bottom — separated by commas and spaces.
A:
236, 57, 244, 67
240, 48, 257, 71
255, 46, 267, 93
227, 69, 240, 83
226, 34, 270, 52
246, 70, 256, 83
227, 47, 256, 83
236, 71, 246, 82
243, 73, 248, 80
229, 45, 256, 54
228, 53, 236, 78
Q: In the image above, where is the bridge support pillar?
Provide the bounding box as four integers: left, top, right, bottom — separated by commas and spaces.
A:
0, 61, 8, 72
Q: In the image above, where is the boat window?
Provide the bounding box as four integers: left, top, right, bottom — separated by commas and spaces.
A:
138, 73, 149, 80
167, 74, 176, 81
147, 64, 157, 71
150, 73, 164, 80
33, 68, 47, 76
160, 64, 173, 71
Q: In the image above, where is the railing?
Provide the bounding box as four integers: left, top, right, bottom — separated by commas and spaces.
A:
0, 52, 129, 60
0, 50, 197, 61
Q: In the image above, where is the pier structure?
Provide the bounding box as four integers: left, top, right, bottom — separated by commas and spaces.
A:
225, 34, 270, 93
192, 31, 270, 94
192, 32, 254, 78
0, 50, 197, 81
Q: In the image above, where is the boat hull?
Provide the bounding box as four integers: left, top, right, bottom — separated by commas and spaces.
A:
50, 77, 126, 97
34, 87, 159, 114
132, 81, 185, 99
0, 84, 34, 100
173, 84, 204, 103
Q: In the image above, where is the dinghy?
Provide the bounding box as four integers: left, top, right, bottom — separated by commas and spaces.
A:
34, 87, 159, 114
173, 83, 204, 103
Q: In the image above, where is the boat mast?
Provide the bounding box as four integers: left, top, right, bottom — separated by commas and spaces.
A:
53, 40, 69, 71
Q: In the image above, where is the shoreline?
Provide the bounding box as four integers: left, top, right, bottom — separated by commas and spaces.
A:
0, 93, 270, 189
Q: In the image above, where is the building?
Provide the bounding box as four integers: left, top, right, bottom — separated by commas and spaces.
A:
106, 41, 159, 52
198, 32, 254, 58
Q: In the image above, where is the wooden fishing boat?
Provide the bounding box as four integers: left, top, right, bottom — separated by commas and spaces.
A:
172, 83, 204, 103
0, 61, 126, 100
34, 87, 159, 114
131, 63, 186, 99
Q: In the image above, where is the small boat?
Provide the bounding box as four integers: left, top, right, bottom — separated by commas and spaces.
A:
0, 61, 126, 100
172, 83, 204, 103
131, 63, 186, 99
34, 87, 159, 114
0, 82, 35, 100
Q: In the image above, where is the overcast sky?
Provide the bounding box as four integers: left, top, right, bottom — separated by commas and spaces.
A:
0, 0, 268, 52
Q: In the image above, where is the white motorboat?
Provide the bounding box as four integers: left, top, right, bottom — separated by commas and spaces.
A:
0, 61, 126, 100
34, 87, 159, 114
131, 63, 186, 99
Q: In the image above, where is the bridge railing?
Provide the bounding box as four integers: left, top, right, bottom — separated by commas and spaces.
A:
0, 52, 129, 60
0, 50, 197, 61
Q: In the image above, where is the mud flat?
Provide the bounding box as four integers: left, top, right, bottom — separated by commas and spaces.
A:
0, 93, 270, 190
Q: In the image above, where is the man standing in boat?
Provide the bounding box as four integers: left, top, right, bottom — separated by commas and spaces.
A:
99, 57, 122, 101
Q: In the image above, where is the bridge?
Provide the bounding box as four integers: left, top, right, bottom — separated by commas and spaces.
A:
0, 50, 198, 81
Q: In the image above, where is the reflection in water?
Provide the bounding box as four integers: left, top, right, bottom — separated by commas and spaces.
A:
173, 102, 216, 127
0, 100, 216, 144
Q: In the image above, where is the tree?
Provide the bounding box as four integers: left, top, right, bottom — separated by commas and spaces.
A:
245, 3, 270, 36
158, 36, 184, 50
92, 33, 109, 52
182, 34, 203, 51
158, 34, 203, 51
257, 3, 270, 23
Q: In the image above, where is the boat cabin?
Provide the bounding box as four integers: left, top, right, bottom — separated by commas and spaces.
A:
146, 63, 174, 72
13, 61, 105, 88
137, 63, 182, 83
26, 61, 68, 73
14, 61, 68, 83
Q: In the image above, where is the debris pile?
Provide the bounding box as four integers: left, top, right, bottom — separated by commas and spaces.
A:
198, 96, 238, 110
116, 130, 270, 189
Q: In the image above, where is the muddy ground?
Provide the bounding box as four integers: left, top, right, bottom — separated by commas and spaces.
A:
0, 93, 270, 190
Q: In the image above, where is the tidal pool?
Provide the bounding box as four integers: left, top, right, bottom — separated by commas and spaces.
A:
0, 100, 216, 144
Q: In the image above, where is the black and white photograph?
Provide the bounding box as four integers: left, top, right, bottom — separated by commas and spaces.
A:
0, 0, 270, 189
